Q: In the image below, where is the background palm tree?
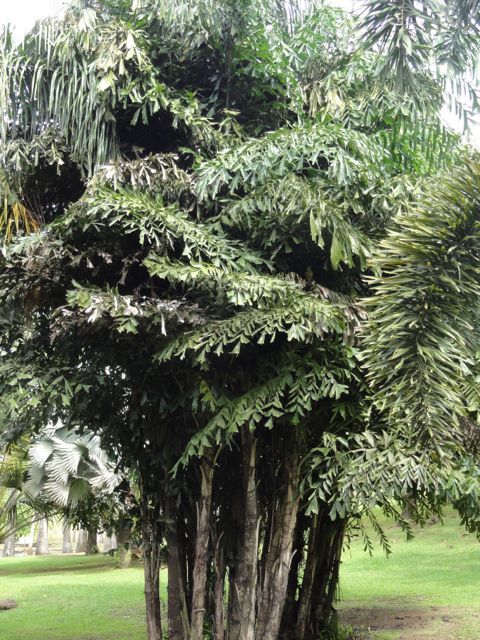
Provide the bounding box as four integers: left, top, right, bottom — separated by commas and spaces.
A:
35, 517, 49, 556
0, 2, 479, 639
360, 0, 480, 122
1, 426, 124, 556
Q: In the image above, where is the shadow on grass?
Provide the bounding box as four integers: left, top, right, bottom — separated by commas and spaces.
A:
0, 556, 119, 577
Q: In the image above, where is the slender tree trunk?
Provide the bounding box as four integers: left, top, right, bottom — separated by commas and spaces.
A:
139, 478, 163, 640
36, 517, 49, 556
213, 535, 226, 640
76, 529, 87, 553
86, 527, 98, 554
185, 526, 195, 613
2, 490, 18, 557
166, 497, 190, 640
27, 521, 35, 555
117, 522, 132, 568
62, 520, 72, 554
280, 511, 307, 638
296, 514, 325, 640
190, 450, 215, 640
228, 428, 258, 640
323, 523, 346, 635
255, 454, 299, 640
307, 519, 347, 637
144, 542, 162, 640
3, 530, 16, 557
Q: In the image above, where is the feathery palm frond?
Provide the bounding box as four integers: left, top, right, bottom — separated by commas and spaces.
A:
360, 0, 480, 118
59, 186, 264, 271
363, 161, 480, 452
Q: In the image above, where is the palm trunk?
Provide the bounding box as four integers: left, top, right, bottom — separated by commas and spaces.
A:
228, 428, 258, 640
144, 543, 162, 640
3, 490, 19, 557
36, 517, 49, 556
308, 519, 347, 637
141, 494, 163, 640
27, 521, 35, 555
117, 522, 132, 568
166, 497, 190, 640
62, 520, 72, 554
3, 530, 16, 557
296, 514, 321, 640
213, 536, 226, 640
86, 527, 98, 554
76, 529, 87, 553
190, 451, 214, 640
280, 511, 307, 638
255, 453, 299, 640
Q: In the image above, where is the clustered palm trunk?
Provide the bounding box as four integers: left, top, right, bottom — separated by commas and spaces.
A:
137, 428, 344, 640
0, 4, 476, 640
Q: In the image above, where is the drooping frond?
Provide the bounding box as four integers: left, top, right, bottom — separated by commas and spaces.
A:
0, 5, 218, 175
0, 197, 40, 243
92, 154, 192, 201
59, 187, 263, 270
63, 283, 205, 335
179, 349, 355, 465
360, 0, 480, 111
305, 428, 479, 522
157, 296, 347, 365
363, 161, 480, 451
359, 0, 438, 92
146, 255, 309, 306
145, 256, 363, 331
195, 121, 389, 201
219, 174, 373, 267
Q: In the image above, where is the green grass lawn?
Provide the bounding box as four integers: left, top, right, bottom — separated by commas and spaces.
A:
0, 554, 166, 640
339, 510, 480, 640
1, 511, 479, 640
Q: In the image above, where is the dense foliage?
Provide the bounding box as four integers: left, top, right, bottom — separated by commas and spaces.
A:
1, 2, 479, 640
360, 0, 480, 125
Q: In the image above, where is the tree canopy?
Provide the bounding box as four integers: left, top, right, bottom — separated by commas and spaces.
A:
1, 2, 480, 640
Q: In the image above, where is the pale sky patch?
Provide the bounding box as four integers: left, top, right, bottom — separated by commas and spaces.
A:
0, 0, 62, 38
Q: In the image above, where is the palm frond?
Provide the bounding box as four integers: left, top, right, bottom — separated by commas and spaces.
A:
363, 161, 480, 452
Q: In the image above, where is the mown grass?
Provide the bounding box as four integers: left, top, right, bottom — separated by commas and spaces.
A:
339, 509, 480, 639
1, 511, 479, 640
0, 554, 167, 640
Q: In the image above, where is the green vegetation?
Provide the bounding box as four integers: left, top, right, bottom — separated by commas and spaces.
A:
1, 512, 478, 640
0, 555, 155, 640
360, 0, 480, 105
1, 2, 480, 640
340, 511, 480, 639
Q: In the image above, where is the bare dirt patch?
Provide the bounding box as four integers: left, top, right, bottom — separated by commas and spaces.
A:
340, 599, 467, 639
